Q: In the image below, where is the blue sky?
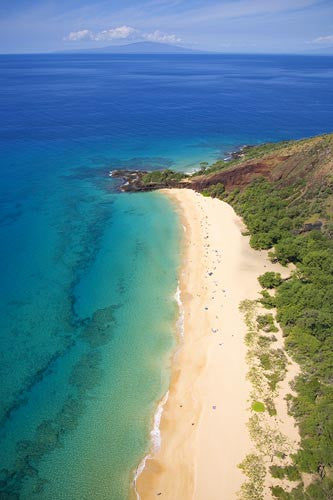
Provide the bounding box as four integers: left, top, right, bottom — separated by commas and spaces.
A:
1, 0, 333, 53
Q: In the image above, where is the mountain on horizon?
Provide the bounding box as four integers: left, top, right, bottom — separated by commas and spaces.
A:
62, 41, 203, 54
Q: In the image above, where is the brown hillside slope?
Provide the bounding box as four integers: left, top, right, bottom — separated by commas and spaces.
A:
190, 133, 333, 192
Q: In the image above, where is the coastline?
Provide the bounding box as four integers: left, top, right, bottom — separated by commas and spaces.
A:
133, 284, 183, 500
136, 188, 297, 499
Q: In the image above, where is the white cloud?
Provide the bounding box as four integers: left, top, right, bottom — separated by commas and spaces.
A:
94, 26, 136, 41
65, 25, 136, 42
312, 35, 333, 44
65, 26, 181, 44
143, 30, 182, 43
66, 29, 94, 41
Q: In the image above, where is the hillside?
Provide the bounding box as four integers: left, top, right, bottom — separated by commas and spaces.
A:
193, 133, 333, 237
121, 133, 333, 237
191, 133, 333, 191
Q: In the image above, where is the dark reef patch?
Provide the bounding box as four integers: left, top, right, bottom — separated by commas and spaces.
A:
81, 305, 118, 348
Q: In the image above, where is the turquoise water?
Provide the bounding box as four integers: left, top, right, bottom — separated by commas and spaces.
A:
1, 186, 180, 499
1, 53, 333, 499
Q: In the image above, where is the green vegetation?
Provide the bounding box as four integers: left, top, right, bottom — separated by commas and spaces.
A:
194, 140, 296, 177
238, 454, 266, 500
141, 169, 185, 185
271, 479, 333, 499
239, 141, 293, 160
202, 182, 225, 198
234, 183, 333, 497
231, 178, 307, 250
196, 161, 210, 175
258, 334, 277, 349
258, 272, 283, 289
256, 314, 278, 333
239, 299, 291, 498
252, 401, 266, 412
263, 348, 287, 393
259, 290, 276, 309
196, 135, 333, 498
270, 465, 301, 482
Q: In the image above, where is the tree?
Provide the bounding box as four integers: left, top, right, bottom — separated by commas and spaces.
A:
258, 272, 282, 289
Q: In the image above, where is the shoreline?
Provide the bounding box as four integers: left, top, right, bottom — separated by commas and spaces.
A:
135, 188, 298, 499
133, 284, 185, 500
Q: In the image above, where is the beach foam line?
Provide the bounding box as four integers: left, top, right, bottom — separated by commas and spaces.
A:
133, 391, 169, 500
133, 283, 184, 498
174, 283, 184, 338
151, 390, 170, 452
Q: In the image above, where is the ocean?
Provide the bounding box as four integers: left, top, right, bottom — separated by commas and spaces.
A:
0, 53, 332, 499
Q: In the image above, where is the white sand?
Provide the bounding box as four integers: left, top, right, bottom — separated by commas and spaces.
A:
136, 188, 297, 500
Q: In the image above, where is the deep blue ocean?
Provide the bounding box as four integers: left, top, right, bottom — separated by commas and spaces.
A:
0, 53, 332, 499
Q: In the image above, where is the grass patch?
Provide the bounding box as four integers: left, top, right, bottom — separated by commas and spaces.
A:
252, 401, 266, 412
238, 454, 266, 500
257, 314, 278, 333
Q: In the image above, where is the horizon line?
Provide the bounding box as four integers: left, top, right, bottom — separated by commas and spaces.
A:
1, 50, 333, 56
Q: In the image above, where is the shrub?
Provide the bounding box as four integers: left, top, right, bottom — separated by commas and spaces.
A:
259, 290, 276, 309
202, 182, 225, 199
257, 314, 278, 332
258, 272, 283, 289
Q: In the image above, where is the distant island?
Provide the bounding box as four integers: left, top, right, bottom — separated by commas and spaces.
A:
61, 41, 204, 54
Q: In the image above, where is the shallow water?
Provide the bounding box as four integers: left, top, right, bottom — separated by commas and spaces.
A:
0, 53, 333, 499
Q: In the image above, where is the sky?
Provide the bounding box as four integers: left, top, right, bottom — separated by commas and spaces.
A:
0, 0, 333, 54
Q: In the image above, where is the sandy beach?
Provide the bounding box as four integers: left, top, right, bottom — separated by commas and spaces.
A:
136, 188, 297, 500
